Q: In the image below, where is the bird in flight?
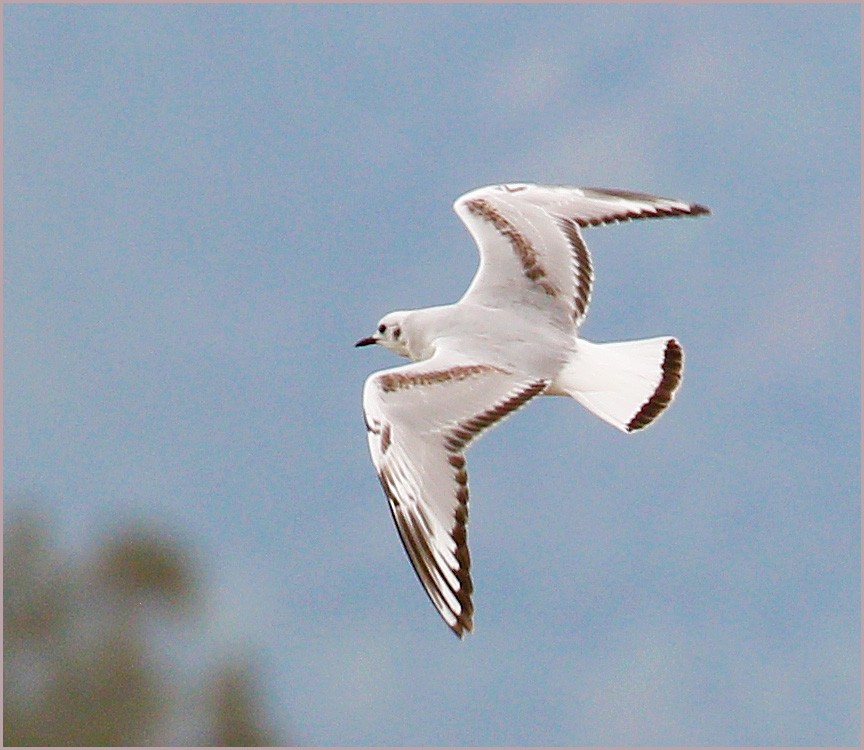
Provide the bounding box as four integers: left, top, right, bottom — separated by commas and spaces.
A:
356, 183, 709, 637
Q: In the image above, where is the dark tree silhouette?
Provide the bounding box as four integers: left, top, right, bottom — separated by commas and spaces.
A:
4, 508, 287, 746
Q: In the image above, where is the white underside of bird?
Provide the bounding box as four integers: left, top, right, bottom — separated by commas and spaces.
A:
356, 182, 710, 637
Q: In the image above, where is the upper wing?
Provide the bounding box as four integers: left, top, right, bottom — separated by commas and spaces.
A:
362, 350, 548, 637
454, 183, 709, 328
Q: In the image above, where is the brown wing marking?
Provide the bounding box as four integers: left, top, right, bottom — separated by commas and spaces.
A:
379, 463, 474, 637
379, 364, 505, 393
464, 197, 558, 297
576, 189, 711, 227
557, 217, 594, 325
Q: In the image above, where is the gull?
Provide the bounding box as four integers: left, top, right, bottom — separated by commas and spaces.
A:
356, 183, 709, 637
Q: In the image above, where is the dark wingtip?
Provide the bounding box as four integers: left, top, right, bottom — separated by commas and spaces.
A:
451, 616, 474, 639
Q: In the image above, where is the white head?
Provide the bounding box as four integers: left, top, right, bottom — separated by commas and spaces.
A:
355, 311, 414, 358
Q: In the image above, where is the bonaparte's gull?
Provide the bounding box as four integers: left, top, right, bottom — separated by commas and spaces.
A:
356, 183, 709, 637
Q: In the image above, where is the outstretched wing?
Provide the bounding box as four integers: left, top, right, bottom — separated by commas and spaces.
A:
454, 183, 709, 328
362, 350, 547, 637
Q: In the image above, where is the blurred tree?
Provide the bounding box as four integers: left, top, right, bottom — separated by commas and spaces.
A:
4, 509, 286, 746
208, 660, 279, 747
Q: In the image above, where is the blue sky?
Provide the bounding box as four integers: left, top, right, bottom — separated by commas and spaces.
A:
4, 3, 860, 745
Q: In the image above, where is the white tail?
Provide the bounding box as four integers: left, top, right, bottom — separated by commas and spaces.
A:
551, 337, 684, 432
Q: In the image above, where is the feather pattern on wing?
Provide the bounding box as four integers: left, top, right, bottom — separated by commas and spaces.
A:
363, 350, 548, 637
454, 183, 708, 329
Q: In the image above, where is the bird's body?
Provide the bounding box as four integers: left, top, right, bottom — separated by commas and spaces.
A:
373, 302, 573, 375
357, 183, 709, 637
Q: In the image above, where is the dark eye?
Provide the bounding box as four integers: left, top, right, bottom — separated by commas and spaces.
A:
394, 327, 401, 338
378, 323, 386, 334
